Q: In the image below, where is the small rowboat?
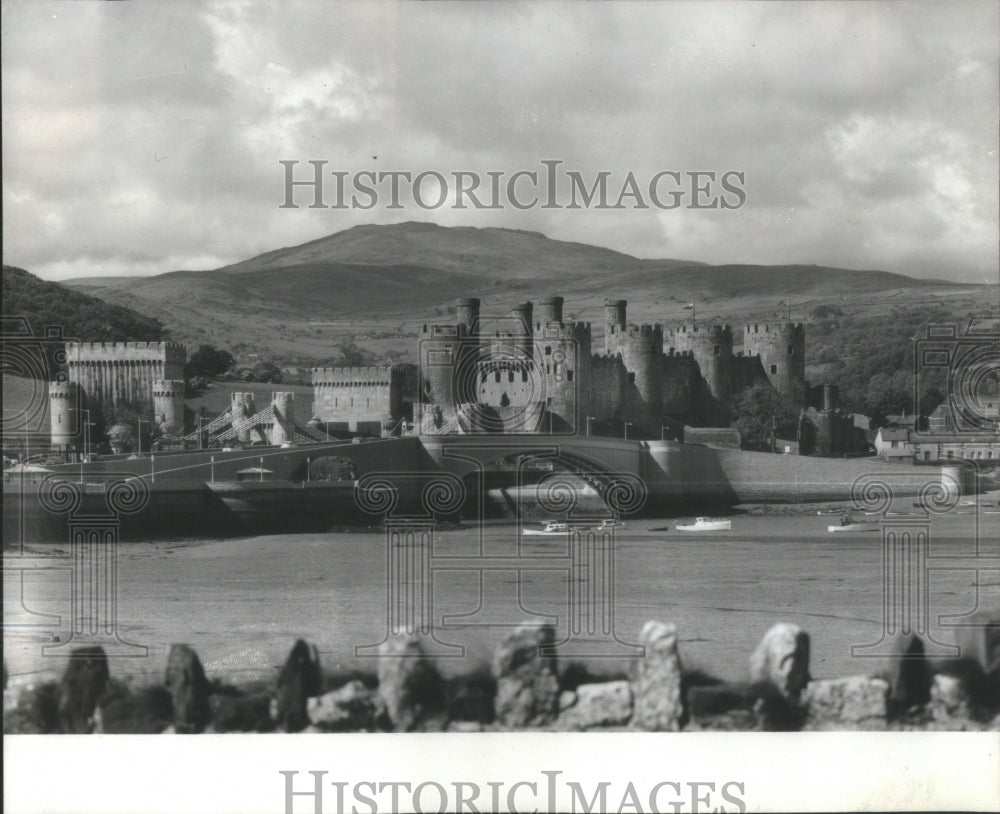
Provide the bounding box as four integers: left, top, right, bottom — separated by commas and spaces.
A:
676, 517, 732, 532
522, 521, 572, 536
828, 519, 879, 533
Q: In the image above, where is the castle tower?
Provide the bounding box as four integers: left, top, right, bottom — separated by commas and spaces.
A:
620, 324, 664, 435
455, 297, 481, 338
537, 296, 564, 327
538, 320, 592, 433
604, 298, 627, 355
152, 379, 185, 435
49, 381, 81, 448
664, 324, 734, 404
418, 323, 464, 432
505, 301, 534, 359
230, 392, 257, 445
743, 322, 806, 405
270, 392, 296, 445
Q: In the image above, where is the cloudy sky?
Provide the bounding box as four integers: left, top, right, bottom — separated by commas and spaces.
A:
2, 0, 997, 283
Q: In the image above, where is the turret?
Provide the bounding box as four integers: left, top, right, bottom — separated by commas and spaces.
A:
743, 322, 806, 405
537, 296, 564, 327
48, 381, 81, 448
604, 298, 627, 354
152, 379, 185, 434
455, 297, 481, 338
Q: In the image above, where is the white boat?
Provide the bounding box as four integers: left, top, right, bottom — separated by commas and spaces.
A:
522, 521, 572, 536
828, 518, 879, 533
675, 517, 732, 532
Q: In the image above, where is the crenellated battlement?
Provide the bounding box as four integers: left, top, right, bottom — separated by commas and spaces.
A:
152, 379, 184, 397
67, 340, 186, 359
744, 322, 805, 336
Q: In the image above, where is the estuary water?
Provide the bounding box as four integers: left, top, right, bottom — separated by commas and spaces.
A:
4, 504, 999, 687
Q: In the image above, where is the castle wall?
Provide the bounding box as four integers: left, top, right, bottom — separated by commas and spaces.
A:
537, 320, 591, 433
67, 341, 186, 409
661, 351, 698, 423
590, 355, 626, 423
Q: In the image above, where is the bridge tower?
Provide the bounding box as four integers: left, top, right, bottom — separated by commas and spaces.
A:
744, 322, 806, 405
152, 379, 185, 434
270, 392, 296, 445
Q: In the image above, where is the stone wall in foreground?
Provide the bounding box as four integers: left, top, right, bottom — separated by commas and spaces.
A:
4, 612, 998, 734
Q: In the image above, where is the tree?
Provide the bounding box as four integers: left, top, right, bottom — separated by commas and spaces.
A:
730, 384, 799, 452
336, 341, 379, 368
185, 345, 235, 379
250, 360, 283, 383
107, 423, 136, 454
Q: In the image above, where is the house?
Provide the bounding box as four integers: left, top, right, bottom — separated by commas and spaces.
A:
874, 428, 914, 462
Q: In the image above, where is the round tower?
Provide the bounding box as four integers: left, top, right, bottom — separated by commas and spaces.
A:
537, 296, 564, 327
604, 298, 627, 354
419, 323, 461, 430
152, 379, 186, 434
621, 324, 663, 434
49, 381, 80, 448
270, 391, 295, 445
455, 297, 480, 338
540, 321, 591, 433
664, 324, 733, 404
744, 322, 806, 405
231, 392, 257, 444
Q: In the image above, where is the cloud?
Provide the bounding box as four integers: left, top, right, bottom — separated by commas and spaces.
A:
2, 0, 996, 283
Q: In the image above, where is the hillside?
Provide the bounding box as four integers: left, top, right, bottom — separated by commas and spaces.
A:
2, 265, 168, 380
58, 222, 990, 362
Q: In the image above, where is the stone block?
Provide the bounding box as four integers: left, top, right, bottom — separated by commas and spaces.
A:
749, 622, 810, 699
492, 623, 560, 727
307, 680, 382, 731
886, 633, 931, 711
929, 674, 971, 723
954, 611, 1000, 681
630, 621, 683, 731
164, 644, 211, 733
274, 639, 322, 732
557, 681, 632, 730
803, 676, 889, 730
57, 646, 110, 733
378, 634, 446, 732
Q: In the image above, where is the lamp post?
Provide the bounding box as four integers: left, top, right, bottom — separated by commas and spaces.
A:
624, 420, 633, 440
586, 416, 595, 436
661, 425, 667, 441
137, 419, 147, 455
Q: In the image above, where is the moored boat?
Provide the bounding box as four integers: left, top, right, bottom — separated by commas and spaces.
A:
675, 517, 731, 532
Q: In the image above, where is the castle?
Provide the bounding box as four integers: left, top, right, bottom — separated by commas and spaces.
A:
311, 296, 811, 441
46, 296, 859, 452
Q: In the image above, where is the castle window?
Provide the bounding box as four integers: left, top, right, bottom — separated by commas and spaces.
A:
545, 346, 552, 355
629, 372, 636, 383
508, 371, 514, 383
788, 345, 794, 355
713, 345, 720, 356
521, 370, 528, 382
770, 364, 777, 374
567, 370, 574, 382
495, 371, 501, 383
